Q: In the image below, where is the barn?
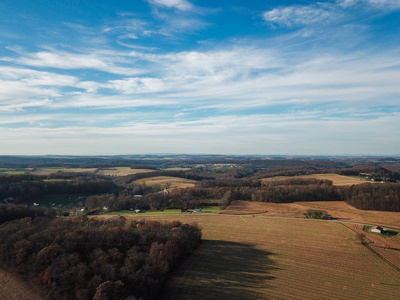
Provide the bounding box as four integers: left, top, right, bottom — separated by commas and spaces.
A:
371, 226, 384, 234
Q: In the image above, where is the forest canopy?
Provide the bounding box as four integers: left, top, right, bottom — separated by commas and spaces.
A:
0, 216, 201, 300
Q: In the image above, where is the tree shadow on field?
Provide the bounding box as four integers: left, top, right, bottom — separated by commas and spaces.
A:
159, 240, 278, 300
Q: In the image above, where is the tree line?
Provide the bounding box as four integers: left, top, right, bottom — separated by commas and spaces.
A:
85, 179, 400, 213
0, 175, 118, 204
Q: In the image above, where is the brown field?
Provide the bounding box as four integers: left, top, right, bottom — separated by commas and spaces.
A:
132, 176, 197, 188
344, 223, 400, 269
30, 167, 98, 176
262, 173, 380, 186
130, 214, 400, 299
223, 200, 400, 228
96, 167, 154, 176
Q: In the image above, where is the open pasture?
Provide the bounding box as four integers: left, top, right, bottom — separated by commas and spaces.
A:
130, 214, 400, 299
132, 176, 197, 188
262, 173, 377, 186
96, 167, 154, 176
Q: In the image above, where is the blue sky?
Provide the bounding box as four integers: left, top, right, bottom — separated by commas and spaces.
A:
0, 0, 399, 155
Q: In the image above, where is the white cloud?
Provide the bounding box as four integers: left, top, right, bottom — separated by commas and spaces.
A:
264, 0, 400, 28
2, 50, 144, 76
147, 0, 193, 11
263, 5, 335, 27
337, 0, 400, 9
107, 77, 166, 94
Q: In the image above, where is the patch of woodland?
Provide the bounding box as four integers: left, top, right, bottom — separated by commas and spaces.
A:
0, 175, 118, 204
0, 204, 55, 224
86, 187, 228, 212
334, 166, 400, 182
340, 183, 400, 211
0, 215, 201, 300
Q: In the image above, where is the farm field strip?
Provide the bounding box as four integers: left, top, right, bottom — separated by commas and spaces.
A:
132, 176, 197, 188
127, 214, 400, 299
30, 167, 98, 175
262, 173, 380, 186
95, 167, 154, 176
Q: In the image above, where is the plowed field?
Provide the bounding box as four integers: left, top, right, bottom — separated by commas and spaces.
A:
138, 215, 400, 299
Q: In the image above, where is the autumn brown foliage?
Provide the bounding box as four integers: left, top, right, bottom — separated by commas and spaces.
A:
0, 216, 201, 299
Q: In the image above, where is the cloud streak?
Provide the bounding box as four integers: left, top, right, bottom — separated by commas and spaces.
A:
147, 0, 193, 11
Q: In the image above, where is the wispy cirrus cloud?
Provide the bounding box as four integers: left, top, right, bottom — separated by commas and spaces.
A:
263, 4, 337, 27
337, 0, 400, 9
147, 0, 194, 11
264, 0, 400, 28
2, 49, 145, 75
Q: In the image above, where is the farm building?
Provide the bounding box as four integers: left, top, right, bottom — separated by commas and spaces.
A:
371, 226, 384, 234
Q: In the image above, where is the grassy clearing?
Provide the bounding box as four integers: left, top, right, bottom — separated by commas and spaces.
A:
104, 206, 221, 216
132, 215, 400, 300
0, 168, 33, 175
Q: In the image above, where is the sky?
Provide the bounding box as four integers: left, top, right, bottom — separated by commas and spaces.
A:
0, 0, 399, 155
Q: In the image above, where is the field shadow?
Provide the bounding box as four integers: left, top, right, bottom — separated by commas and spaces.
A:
159, 240, 278, 300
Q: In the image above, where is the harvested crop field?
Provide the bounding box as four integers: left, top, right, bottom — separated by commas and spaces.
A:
223, 200, 400, 228
262, 173, 378, 186
222, 200, 305, 218
131, 214, 400, 299
96, 167, 153, 176
132, 176, 197, 188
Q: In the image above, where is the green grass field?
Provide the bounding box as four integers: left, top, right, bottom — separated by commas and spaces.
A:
0, 168, 33, 175
104, 206, 221, 216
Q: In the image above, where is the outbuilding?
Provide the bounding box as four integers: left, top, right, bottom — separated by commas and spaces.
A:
371, 226, 384, 234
